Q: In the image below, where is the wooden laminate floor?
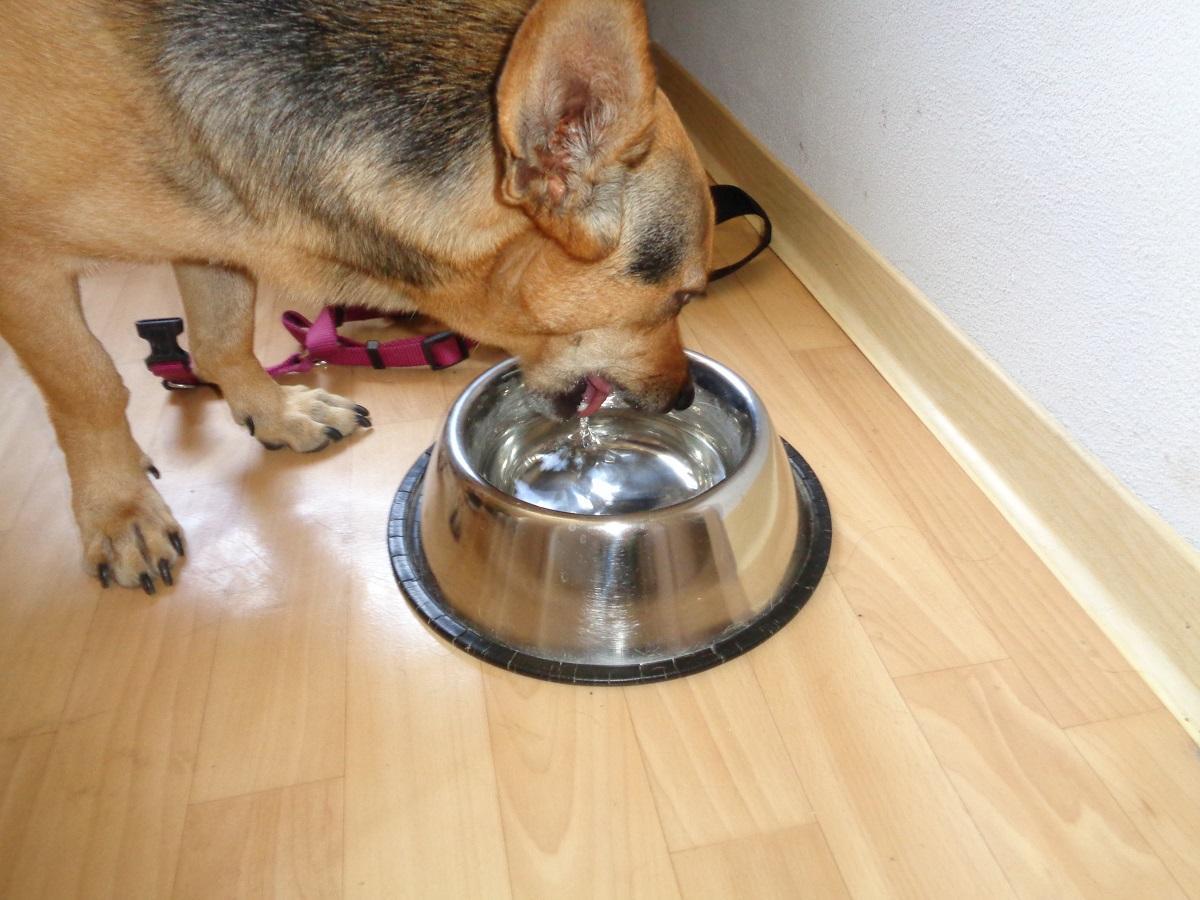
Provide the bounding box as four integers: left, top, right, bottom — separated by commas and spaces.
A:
1, 223, 1198, 899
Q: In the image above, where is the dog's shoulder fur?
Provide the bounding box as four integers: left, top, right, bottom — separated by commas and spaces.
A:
141, 1, 536, 287
145, 1, 532, 284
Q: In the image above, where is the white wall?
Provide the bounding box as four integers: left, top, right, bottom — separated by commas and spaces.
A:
648, 1, 1200, 548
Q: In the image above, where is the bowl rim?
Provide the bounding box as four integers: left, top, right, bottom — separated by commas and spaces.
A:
440, 349, 773, 523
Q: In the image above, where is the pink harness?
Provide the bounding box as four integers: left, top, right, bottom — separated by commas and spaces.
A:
137, 307, 474, 390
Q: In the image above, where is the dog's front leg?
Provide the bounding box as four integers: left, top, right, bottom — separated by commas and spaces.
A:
0, 265, 183, 592
173, 264, 370, 452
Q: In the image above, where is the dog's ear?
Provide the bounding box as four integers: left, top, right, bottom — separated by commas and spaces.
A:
497, 0, 657, 261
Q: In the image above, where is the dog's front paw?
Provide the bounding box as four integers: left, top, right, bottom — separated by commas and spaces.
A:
77, 474, 185, 594
235, 385, 372, 453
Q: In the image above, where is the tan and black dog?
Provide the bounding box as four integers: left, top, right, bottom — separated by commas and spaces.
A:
0, 0, 714, 592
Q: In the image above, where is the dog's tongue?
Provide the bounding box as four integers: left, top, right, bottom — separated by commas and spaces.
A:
578, 375, 613, 417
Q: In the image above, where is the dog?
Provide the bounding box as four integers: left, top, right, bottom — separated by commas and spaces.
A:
0, 0, 714, 592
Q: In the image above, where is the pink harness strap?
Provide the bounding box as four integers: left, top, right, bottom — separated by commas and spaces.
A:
139, 309, 474, 389
268, 308, 474, 376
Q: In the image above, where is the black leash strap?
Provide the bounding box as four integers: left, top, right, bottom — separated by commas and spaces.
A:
709, 184, 773, 282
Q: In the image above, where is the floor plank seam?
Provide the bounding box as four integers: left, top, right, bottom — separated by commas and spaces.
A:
165, 617, 223, 899
619, 686, 686, 897
1061, 722, 1196, 897
742, 661, 820, 827
339, 545, 351, 900
806, 819, 856, 900
182, 614, 224, 808
838, 443, 1131, 728
879, 655, 1016, 684
1062, 707, 1177, 733
475, 661, 519, 900
890, 686, 1023, 900
622, 683, 724, 867
663, 818, 823, 860
41, 598, 103, 731
0, 723, 62, 744
165, 797, 196, 900
840, 602, 1022, 898
184, 773, 345, 812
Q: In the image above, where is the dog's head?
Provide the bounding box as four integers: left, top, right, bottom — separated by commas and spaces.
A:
477, 0, 713, 418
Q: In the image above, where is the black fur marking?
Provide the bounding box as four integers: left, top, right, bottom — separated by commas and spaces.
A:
628, 216, 687, 285
150, 0, 530, 285
159, 0, 525, 175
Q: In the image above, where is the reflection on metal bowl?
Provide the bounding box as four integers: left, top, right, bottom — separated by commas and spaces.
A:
388, 351, 831, 685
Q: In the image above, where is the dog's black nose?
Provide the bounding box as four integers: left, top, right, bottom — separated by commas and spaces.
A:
673, 373, 696, 411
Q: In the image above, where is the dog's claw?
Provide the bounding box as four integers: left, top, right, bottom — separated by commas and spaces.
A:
168, 530, 185, 557
139, 573, 156, 595
245, 416, 255, 437
98, 563, 111, 589
356, 415, 372, 429
354, 405, 370, 417
158, 558, 174, 586
324, 426, 344, 442
147, 465, 161, 480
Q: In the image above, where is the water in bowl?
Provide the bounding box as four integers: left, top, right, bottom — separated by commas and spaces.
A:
484, 411, 728, 515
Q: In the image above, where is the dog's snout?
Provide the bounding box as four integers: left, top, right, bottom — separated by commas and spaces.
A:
673, 371, 696, 411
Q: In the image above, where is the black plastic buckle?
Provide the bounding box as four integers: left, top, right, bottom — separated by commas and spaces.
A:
421, 331, 470, 371
135, 317, 190, 366
365, 340, 385, 370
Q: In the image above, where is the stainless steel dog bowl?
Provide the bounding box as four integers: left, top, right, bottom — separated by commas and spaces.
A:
388, 351, 831, 684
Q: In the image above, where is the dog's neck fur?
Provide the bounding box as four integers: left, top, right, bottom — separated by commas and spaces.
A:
144, 0, 535, 294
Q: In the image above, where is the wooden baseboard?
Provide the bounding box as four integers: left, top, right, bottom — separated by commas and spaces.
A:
653, 46, 1200, 741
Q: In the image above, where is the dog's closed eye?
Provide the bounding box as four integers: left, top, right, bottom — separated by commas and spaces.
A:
672, 289, 705, 313
646, 290, 701, 325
